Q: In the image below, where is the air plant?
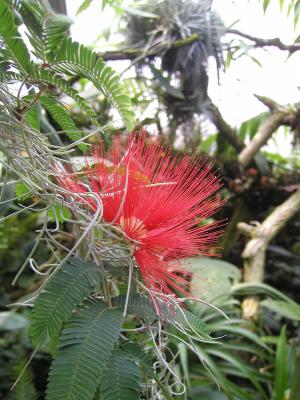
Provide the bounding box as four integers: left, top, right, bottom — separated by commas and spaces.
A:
124, 0, 226, 122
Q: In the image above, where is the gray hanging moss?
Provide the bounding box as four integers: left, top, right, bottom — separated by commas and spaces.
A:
124, 0, 226, 122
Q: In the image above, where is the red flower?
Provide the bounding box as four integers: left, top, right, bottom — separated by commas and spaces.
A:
59, 132, 224, 297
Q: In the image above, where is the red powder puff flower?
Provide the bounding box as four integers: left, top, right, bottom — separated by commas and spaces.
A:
59, 132, 224, 297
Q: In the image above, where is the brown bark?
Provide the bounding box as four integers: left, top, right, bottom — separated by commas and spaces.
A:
238, 112, 285, 168
237, 190, 300, 319
228, 29, 300, 54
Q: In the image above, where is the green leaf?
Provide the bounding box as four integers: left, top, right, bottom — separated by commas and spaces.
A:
207, 348, 268, 398
99, 348, 141, 400
279, 0, 285, 12
30, 257, 104, 346
19, 0, 72, 62
112, 293, 157, 321
24, 104, 40, 130
113, 293, 210, 338
122, 343, 173, 400
186, 257, 241, 308
15, 181, 32, 200
76, 0, 92, 15
232, 282, 298, 304
194, 345, 255, 400
48, 203, 72, 223
249, 55, 263, 67
40, 95, 87, 151
46, 299, 123, 400
207, 320, 271, 352
290, 345, 300, 400
11, 362, 38, 400
275, 326, 288, 400
261, 299, 300, 320
29, 68, 99, 124
197, 133, 217, 153
263, 0, 270, 12
238, 112, 268, 141
51, 38, 135, 129
0, 1, 32, 73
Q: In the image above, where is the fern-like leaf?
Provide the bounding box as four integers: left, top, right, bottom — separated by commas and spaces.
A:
46, 299, 123, 400
121, 342, 174, 400
99, 348, 141, 400
24, 104, 40, 130
0, 1, 32, 73
113, 294, 210, 337
40, 95, 87, 150
19, 0, 71, 62
11, 362, 38, 400
51, 38, 135, 129
30, 257, 104, 347
112, 293, 157, 321
28, 68, 99, 124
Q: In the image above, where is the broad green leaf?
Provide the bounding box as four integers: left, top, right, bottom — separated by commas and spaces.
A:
207, 348, 268, 399
261, 299, 300, 320
207, 320, 271, 352
186, 257, 241, 308
194, 345, 254, 400
30, 257, 104, 346
275, 326, 288, 400
263, 0, 270, 12
238, 112, 268, 141
46, 299, 123, 400
290, 345, 300, 400
197, 134, 217, 153
231, 282, 296, 304
76, 0, 92, 15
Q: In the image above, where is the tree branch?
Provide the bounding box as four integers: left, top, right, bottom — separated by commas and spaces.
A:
237, 189, 300, 319
206, 99, 245, 152
238, 96, 300, 168
238, 111, 285, 167
97, 33, 201, 61
228, 28, 300, 54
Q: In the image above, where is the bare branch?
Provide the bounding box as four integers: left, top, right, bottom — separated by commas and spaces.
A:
253, 94, 280, 112
238, 111, 285, 168
97, 33, 201, 61
237, 189, 300, 319
228, 28, 300, 54
206, 99, 245, 152
238, 95, 300, 168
